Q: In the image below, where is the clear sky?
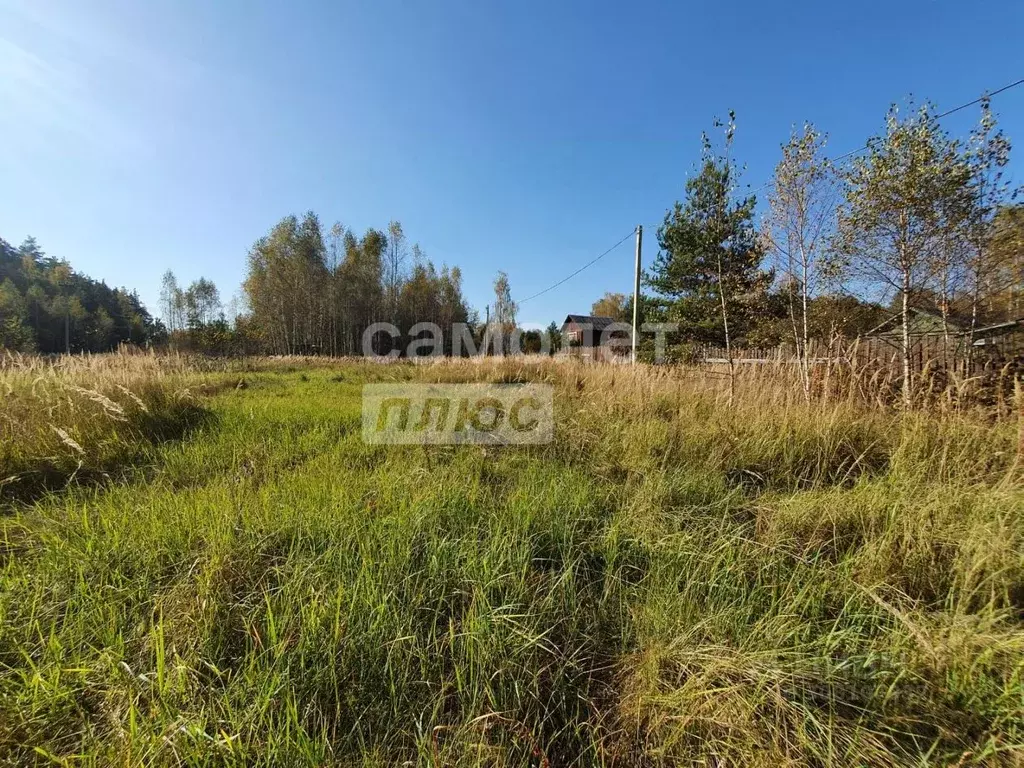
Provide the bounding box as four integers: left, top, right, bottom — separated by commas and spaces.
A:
2, 0, 1023, 328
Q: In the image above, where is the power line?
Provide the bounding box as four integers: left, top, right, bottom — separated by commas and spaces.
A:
514, 76, 1024, 308
827, 77, 1024, 166
936, 76, 1024, 117
516, 229, 636, 305
645, 76, 1024, 230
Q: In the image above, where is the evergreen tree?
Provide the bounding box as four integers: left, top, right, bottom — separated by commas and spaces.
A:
648, 114, 771, 349
0, 235, 161, 353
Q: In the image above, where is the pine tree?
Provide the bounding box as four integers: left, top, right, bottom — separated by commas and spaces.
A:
648, 113, 770, 361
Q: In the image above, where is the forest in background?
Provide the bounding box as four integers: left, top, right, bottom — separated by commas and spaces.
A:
1, 99, 1022, 365
0, 237, 161, 354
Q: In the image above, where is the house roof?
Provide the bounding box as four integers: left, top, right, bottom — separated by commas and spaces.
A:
561, 314, 617, 331
865, 307, 970, 337
972, 317, 1024, 345
974, 317, 1024, 335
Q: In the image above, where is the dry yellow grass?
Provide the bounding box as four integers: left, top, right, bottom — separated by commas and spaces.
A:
0, 352, 1021, 765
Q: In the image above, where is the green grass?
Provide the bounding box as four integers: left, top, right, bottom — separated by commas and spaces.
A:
1, 358, 1022, 765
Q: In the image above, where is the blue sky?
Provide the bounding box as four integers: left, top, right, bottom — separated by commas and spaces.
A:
2, 0, 1023, 328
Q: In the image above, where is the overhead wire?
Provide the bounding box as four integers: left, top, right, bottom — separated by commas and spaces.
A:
515, 229, 636, 305
647, 76, 1024, 230
512, 77, 1023, 307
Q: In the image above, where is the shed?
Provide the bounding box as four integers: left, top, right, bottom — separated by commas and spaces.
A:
559, 314, 629, 361
560, 314, 617, 348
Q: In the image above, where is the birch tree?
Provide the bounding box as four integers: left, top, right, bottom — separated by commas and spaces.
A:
159, 270, 184, 334
384, 221, 407, 325
989, 204, 1024, 321
834, 103, 969, 407
764, 125, 835, 401
492, 271, 517, 355
964, 99, 1013, 347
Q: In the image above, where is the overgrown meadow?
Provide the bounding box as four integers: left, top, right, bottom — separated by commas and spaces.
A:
1, 352, 1022, 766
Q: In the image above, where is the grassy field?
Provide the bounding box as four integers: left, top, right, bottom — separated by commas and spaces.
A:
1, 353, 1023, 766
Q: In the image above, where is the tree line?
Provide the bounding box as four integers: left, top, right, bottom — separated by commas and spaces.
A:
242, 213, 472, 356
0, 237, 161, 354
158, 213, 474, 356
0, 214, 478, 358
2, 95, 1020, 378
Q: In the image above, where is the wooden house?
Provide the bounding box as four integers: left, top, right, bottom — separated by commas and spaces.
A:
864, 308, 1024, 370
559, 314, 626, 361
863, 308, 969, 363
971, 317, 1024, 363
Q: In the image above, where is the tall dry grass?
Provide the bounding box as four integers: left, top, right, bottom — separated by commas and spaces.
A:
0, 349, 217, 504
420, 357, 1024, 764
0, 352, 1021, 765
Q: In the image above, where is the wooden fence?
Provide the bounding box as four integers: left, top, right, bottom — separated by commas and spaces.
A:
699, 334, 1022, 374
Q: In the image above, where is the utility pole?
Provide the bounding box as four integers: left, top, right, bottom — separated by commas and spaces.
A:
631, 224, 643, 364
484, 304, 490, 356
